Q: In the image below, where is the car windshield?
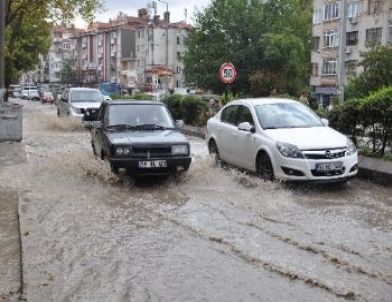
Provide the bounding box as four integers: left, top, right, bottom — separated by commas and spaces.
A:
107, 104, 175, 129
255, 102, 323, 129
70, 91, 103, 103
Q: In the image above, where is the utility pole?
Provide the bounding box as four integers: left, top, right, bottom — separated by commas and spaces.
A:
0, 0, 6, 90
337, 0, 347, 104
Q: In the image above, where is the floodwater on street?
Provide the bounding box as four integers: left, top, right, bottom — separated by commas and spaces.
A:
0, 99, 391, 302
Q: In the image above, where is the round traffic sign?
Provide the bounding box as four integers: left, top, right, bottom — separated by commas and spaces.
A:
219, 62, 237, 84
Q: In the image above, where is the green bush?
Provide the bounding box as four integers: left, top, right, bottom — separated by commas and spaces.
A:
326, 86, 392, 158
133, 92, 151, 100
162, 94, 209, 127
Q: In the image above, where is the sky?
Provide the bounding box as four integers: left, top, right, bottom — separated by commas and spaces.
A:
74, 0, 212, 28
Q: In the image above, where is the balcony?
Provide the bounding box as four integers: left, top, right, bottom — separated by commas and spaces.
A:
320, 75, 337, 86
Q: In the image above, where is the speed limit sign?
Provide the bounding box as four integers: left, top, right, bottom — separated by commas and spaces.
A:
219, 62, 237, 84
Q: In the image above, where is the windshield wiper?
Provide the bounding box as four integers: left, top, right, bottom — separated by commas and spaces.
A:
105, 124, 135, 130
133, 124, 172, 130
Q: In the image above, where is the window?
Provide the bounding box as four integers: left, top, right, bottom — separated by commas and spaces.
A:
322, 60, 337, 75
324, 2, 340, 21
221, 105, 240, 125
347, 1, 359, 17
366, 28, 382, 46
313, 9, 323, 24
177, 51, 181, 60
176, 66, 181, 74
346, 31, 358, 46
323, 30, 339, 48
345, 60, 357, 75
311, 63, 319, 77
237, 106, 254, 125
177, 36, 180, 45
313, 37, 320, 51
63, 43, 71, 49
368, 0, 382, 15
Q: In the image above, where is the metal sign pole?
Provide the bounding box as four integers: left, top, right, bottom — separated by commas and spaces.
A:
0, 0, 6, 92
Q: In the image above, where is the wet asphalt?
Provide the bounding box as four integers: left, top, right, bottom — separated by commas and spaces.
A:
0, 99, 391, 302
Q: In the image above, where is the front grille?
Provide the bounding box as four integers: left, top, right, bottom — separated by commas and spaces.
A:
132, 146, 172, 158
83, 108, 98, 121
311, 168, 345, 177
303, 149, 346, 160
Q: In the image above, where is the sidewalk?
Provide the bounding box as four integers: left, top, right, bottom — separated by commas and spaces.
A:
181, 125, 392, 187
0, 142, 25, 302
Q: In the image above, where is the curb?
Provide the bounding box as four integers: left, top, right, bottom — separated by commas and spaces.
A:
181, 125, 392, 187
181, 125, 206, 140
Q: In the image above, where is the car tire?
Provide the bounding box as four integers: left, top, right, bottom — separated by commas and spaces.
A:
103, 153, 117, 174
208, 139, 222, 166
256, 152, 274, 181
57, 108, 60, 117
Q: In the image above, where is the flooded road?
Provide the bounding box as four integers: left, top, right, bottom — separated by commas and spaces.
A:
1, 99, 391, 302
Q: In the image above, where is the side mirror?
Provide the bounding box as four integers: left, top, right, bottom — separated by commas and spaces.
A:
238, 122, 255, 133
175, 120, 184, 128
321, 118, 329, 127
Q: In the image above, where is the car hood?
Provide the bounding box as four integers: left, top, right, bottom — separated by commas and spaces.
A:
71, 102, 102, 109
106, 130, 188, 145
264, 126, 347, 150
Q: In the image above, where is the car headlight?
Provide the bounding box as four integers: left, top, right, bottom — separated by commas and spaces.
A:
72, 107, 83, 114
346, 138, 356, 156
115, 146, 132, 157
172, 144, 189, 155
276, 142, 304, 159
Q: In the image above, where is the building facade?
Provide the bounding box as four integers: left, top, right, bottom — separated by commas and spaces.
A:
310, 0, 392, 106
73, 10, 191, 92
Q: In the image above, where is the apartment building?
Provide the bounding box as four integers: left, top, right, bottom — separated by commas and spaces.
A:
310, 0, 392, 106
35, 24, 83, 83
73, 10, 191, 91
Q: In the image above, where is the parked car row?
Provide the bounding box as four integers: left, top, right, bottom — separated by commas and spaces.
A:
52, 88, 358, 183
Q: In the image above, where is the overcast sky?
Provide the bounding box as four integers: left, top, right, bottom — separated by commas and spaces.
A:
74, 0, 212, 28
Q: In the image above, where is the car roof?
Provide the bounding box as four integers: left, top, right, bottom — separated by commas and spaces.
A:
106, 99, 165, 106
69, 87, 100, 92
228, 98, 298, 106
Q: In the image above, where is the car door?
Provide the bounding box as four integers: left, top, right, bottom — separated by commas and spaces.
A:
232, 105, 257, 170
92, 104, 106, 158
217, 105, 241, 164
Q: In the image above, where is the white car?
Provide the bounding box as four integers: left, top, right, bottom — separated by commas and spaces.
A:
206, 98, 358, 182
57, 88, 104, 123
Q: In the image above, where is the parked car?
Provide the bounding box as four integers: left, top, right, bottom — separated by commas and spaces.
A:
57, 87, 104, 124
41, 91, 54, 104
21, 89, 39, 101
91, 100, 191, 175
9, 84, 21, 98
206, 98, 358, 182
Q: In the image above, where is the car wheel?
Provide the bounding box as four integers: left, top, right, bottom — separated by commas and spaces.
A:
103, 153, 117, 174
256, 152, 274, 181
57, 108, 60, 117
209, 139, 222, 165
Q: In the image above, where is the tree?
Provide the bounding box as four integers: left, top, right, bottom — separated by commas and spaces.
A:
183, 0, 312, 97
60, 60, 77, 85
345, 45, 392, 99
2, 0, 103, 88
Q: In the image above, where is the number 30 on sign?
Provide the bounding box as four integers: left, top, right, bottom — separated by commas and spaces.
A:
219, 62, 237, 84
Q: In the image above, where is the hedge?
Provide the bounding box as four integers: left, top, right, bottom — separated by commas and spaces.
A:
162, 94, 209, 127
328, 86, 392, 157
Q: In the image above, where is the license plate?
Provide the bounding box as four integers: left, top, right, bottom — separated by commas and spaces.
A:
316, 161, 343, 172
138, 160, 167, 169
